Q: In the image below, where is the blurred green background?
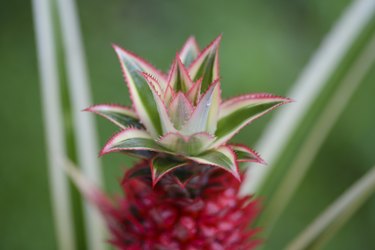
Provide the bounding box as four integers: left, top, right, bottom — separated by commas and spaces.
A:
1, 0, 375, 249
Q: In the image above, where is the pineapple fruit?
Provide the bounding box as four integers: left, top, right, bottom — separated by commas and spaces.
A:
81, 35, 290, 249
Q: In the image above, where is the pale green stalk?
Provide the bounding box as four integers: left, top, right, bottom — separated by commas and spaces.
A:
54, 0, 106, 249
240, 0, 375, 196
32, 0, 75, 249
261, 29, 375, 238
287, 166, 375, 250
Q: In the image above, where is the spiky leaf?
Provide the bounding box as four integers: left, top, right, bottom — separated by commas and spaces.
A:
114, 45, 165, 137
163, 84, 175, 105
188, 35, 221, 92
167, 56, 194, 92
84, 104, 141, 129
151, 156, 188, 186
188, 146, 240, 180
179, 36, 200, 67
212, 94, 291, 148
181, 80, 221, 135
141, 72, 163, 96
141, 73, 176, 134
230, 144, 265, 164
100, 128, 168, 156
186, 78, 202, 105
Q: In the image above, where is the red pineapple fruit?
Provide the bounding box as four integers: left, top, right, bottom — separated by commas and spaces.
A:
108, 162, 261, 250
74, 35, 291, 249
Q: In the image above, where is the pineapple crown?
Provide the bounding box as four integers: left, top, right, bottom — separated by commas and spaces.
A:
85, 35, 291, 185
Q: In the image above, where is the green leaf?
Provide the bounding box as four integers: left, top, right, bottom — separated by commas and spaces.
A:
188, 35, 221, 92
157, 132, 215, 155
167, 56, 194, 92
179, 36, 200, 67
186, 78, 202, 105
230, 144, 265, 164
113, 45, 165, 137
188, 146, 240, 180
151, 156, 189, 186
84, 104, 141, 129
212, 94, 291, 148
121, 150, 155, 159
181, 80, 221, 135
141, 73, 176, 134
100, 128, 168, 156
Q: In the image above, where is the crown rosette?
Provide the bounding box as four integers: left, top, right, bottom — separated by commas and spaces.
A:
85, 35, 291, 185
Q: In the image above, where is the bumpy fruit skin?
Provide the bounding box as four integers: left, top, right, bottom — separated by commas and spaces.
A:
105, 162, 260, 250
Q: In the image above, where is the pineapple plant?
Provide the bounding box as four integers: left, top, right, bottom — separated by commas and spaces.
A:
80, 35, 291, 249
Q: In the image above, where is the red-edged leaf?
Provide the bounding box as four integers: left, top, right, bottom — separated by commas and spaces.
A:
211, 93, 292, 148
181, 80, 221, 135
112, 44, 167, 88
84, 104, 141, 129
99, 128, 168, 156
187, 145, 241, 181
163, 84, 176, 105
179, 36, 200, 67
188, 35, 221, 92
186, 78, 202, 105
168, 92, 193, 129
113, 45, 165, 137
229, 144, 266, 164
151, 156, 189, 186
157, 132, 215, 155
166, 55, 194, 93
141, 72, 176, 134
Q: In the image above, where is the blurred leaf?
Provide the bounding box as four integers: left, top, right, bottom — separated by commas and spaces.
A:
287, 166, 375, 250
261, 25, 375, 242
237, 0, 375, 246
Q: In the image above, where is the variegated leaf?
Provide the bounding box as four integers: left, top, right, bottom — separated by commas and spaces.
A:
84, 104, 141, 129
151, 156, 189, 186
211, 94, 291, 148
229, 144, 265, 164
186, 78, 202, 105
188, 35, 221, 92
113, 44, 167, 88
142, 73, 176, 135
114, 45, 165, 137
141, 72, 163, 96
158, 132, 215, 155
168, 92, 193, 129
181, 80, 221, 135
188, 145, 240, 181
179, 36, 200, 67
163, 84, 175, 106
167, 56, 194, 92
100, 128, 168, 156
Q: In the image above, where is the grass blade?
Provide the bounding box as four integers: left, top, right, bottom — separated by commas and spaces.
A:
287, 166, 375, 250
31, 0, 75, 249
54, 0, 105, 249
258, 29, 375, 238
240, 0, 375, 196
